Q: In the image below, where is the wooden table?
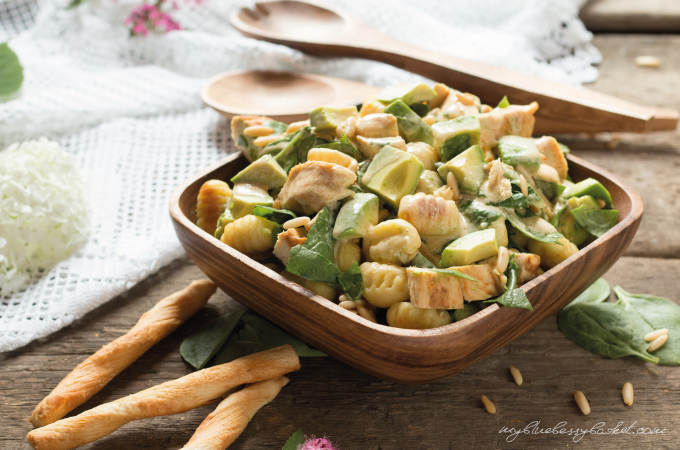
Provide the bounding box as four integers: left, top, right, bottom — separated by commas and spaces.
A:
2, 34, 680, 450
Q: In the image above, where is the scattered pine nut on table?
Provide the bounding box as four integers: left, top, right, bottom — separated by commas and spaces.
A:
481, 395, 496, 414
574, 391, 590, 415
509, 366, 523, 386
622, 382, 634, 406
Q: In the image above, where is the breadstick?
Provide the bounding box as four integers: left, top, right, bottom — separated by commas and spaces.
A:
182, 377, 290, 450
26, 345, 300, 450
30, 280, 217, 428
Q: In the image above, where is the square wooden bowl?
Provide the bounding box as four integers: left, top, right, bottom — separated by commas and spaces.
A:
170, 153, 643, 384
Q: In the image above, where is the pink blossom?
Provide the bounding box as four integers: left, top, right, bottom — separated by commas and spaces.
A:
298, 437, 338, 450
124, 2, 182, 36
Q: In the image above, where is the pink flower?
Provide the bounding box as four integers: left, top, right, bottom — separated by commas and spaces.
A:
298, 437, 338, 450
124, 1, 182, 36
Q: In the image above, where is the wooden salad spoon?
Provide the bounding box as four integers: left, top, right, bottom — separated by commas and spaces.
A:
202, 70, 381, 123
230, 0, 679, 134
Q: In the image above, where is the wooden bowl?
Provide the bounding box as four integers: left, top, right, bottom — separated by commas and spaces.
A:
169, 153, 643, 384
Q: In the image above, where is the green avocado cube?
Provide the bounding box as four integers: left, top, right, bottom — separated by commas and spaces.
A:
230, 155, 288, 189
309, 106, 358, 132
333, 193, 379, 240
230, 183, 274, 219
360, 145, 424, 208
437, 145, 486, 192
440, 229, 499, 268
563, 178, 613, 208
431, 116, 481, 162
376, 83, 438, 106
554, 195, 599, 246
497, 136, 541, 174
382, 100, 434, 146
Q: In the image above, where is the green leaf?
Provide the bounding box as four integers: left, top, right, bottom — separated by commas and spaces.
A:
264, 120, 288, 135
356, 159, 370, 185
316, 134, 363, 160
484, 255, 533, 310
497, 95, 510, 108
557, 302, 659, 364
413, 252, 436, 269
430, 268, 479, 282
571, 206, 619, 238
212, 313, 326, 365
615, 286, 680, 365
337, 260, 364, 300
274, 126, 316, 173
503, 210, 564, 244
534, 179, 566, 202
563, 279, 611, 309
440, 133, 471, 163
180, 310, 245, 370
459, 199, 503, 227
558, 142, 571, 154
409, 102, 431, 117
489, 181, 543, 209
282, 429, 306, 450
253, 206, 297, 225
0, 42, 24, 98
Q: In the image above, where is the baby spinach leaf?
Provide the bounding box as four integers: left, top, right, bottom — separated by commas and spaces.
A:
571, 206, 619, 238
264, 120, 288, 135
484, 255, 533, 310
274, 126, 316, 173
460, 200, 503, 227
558, 142, 571, 154
180, 310, 245, 370
409, 102, 431, 117
489, 181, 543, 209
615, 286, 680, 365
212, 313, 326, 365
413, 252, 437, 269
563, 278, 611, 309
440, 133, 471, 163
557, 302, 659, 364
316, 134, 363, 160
282, 429, 306, 450
356, 159, 370, 185
253, 206, 297, 225
0, 42, 23, 98
503, 210, 563, 244
337, 261, 364, 300
497, 95, 510, 108
534, 179, 566, 202
348, 184, 365, 194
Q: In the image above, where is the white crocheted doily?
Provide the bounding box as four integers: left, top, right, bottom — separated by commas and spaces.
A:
0, 0, 600, 352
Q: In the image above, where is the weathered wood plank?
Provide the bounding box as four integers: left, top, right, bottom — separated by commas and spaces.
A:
2, 256, 679, 449
581, 0, 680, 33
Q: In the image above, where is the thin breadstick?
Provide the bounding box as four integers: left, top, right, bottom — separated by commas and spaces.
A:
182, 377, 290, 450
27, 345, 300, 450
30, 279, 217, 428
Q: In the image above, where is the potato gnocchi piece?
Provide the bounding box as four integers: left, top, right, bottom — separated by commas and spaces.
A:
196, 179, 232, 235
356, 113, 399, 138
528, 237, 578, 270
406, 142, 438, 171
307, 148, 357, 171
386, 302, 451, 330
273, 228, 306, 266
281, 270, 337, 301
398, 193, 459, 236
221, 215, 277, 255
360, 262, 410, 308
334, 240, 361, 272
363, 219, 421, 265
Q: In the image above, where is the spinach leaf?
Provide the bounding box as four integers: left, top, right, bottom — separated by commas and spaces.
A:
563, 278, 610, 309
409, 102, 431, 117
615, 286, 680, 365
282, 429, 306, 450
259, 134, 295, 159
460, 199, 503, 227
484, 254, 533, 310
316, 134, 363, 160
557, 302, 659, 364
440, 133, 471, 163
212, 313, 326, 365
534, 179, 566, 202
348, 184, 365, 194
558, 142, 571, 154
503, 210, 564, 244
253, 206, 297, 225
0, 42, 23, 98
356, 159, 370, 185
497, 95, 510, 108
489, 181, 543, 209
337, 261, 364, 300
180, 310, 245, 369
571, 206, 619, 238
287, 206, 341, 287
264, 120, 288, 135
413, 252, 437, 269
430, 268, 478, 282
274, 126, 316, 173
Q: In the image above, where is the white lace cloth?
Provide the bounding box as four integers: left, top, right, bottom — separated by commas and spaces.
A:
0, 0, 600, 352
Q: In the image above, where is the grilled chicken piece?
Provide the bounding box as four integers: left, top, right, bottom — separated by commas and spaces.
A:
273, 228, 307, 266
534, 136, 569, 181
478, 103, 539, 150
277, 161, 355, 215
356, 113, 399, 138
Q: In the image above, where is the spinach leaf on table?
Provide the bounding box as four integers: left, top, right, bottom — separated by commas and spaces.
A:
212, 313, 326, 365
337, 261, 363, 300
0, 42, 23, 98
484, 254, 533, 311
282, 429, 306, 450
571, 206, 619, 238
563, 278, 611, 308
180, 310, 245, 369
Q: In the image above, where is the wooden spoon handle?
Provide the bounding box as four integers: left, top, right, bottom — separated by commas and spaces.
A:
232, 6, 677, 134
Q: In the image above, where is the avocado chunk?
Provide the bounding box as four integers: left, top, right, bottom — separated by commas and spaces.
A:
431, 116, 481, 162
333, 193, 379, 240
453, 302, 481, 322
553, 196, 599, 246
230, 182, 274, 219
214, 209, 235, 240
309, 106, 358, 132
382, 100, 434, 146
497, 136, 541, 174
360, 145, 424, 208
416, 170, 445, 195
563, 178, 613, 208
230, 155, 288, 189
356, 136, 407, 159
440, 229, 499, 268
376, 83, 437, 106
437, 145, 486, 192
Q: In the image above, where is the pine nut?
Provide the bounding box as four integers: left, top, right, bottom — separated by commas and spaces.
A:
644, 328, 669, 342
446, 172, 460, 201
574, 391, 590, 415
481, 395, 496, 414
339, 301, 357, 309
348, 159, 358, 173
357, 304, 377, 323
272, 199, 281, 209
510, 366, 523, 386
622, 382, 634, 406
596, 199, 606, 209
243, 125, 274, 137
497, 247, 509, 274
519, 174, 529, 197
423, 115, 437, 126
253, 135, 281, 147
435, 186, 454, 201
500, 274, 508, 286
305, 214, 318, 231
635, 55, 660, 68
529, 205, 541, 214
338, 294, 349, 303
647, 333, 668, 352
354, 299, 367, 306
283, 216, 311, 230
347, 309, 359, 315
286, 120, 310, 135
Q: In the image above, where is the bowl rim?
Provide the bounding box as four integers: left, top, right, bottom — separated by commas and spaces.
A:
169, 152, 644, 339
